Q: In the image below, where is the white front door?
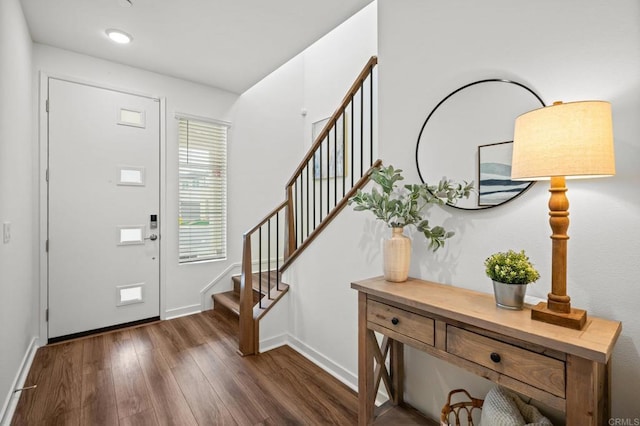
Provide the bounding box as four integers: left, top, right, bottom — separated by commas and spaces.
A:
48, 78, 161, 340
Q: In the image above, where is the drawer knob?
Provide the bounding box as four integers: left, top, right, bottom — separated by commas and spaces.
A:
490, 352, 501, 363
391, 317, 399, 325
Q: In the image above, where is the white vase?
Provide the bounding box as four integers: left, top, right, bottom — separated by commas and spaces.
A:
383, 227, 411, 282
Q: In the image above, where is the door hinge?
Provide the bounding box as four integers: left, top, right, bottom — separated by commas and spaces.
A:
45, 240, 49, 252
45, 309, 49, 322
46, 169, 49, 182
45, 99, 49, 113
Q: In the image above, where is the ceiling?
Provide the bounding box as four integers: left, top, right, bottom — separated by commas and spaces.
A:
20, 0, 373, 94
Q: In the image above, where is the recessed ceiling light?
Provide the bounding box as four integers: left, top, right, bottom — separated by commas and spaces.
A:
106, 29, 133, 44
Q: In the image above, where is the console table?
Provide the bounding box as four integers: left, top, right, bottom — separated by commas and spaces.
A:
352, 276, 621, 425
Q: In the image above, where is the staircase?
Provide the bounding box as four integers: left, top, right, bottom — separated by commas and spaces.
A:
212, 271, 288, 317
214, 56, 379, 356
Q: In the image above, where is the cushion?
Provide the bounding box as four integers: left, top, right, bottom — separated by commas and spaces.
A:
480, 386, 553, 426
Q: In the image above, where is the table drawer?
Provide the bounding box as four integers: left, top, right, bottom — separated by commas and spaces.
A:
447, 326, 565, 398
368, 299, 434, 346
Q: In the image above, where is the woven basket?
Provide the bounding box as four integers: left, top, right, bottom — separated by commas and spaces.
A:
440, 389, 484, 426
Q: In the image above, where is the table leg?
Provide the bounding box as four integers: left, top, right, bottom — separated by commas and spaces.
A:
358, 292, 374, 425
391, 339, 404, 405
566, 354, 606, 425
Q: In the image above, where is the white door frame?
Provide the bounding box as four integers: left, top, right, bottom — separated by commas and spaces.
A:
37, 72, 168, 345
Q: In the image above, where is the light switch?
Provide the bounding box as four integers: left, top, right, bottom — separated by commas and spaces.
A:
3, 222, 11, 244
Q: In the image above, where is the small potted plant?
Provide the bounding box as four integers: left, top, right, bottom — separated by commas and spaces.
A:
484, 249, 540, 310
349, 165, 473, 282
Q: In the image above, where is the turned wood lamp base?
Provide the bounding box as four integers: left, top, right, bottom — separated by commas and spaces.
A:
511, 101, 616, 333
531, 302, 587, 330
528, 176, 588, 331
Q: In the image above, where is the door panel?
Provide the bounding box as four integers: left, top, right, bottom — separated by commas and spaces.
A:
48, 78, 160, 339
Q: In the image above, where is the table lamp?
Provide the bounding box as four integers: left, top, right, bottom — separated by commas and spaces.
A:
511, 100, 615, 330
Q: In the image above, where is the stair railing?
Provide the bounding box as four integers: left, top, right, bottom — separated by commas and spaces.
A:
239, 56, 379, 356
284, 56, 379, 269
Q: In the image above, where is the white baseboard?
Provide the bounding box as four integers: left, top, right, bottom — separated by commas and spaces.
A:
259, 333, 289, 353
164, 304, 201, 320
286, 334, 359, 393
266, 334, 388, 405
1, 337, 39, 426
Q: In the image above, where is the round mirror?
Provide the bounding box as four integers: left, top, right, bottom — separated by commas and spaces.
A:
415, 79, 545, 210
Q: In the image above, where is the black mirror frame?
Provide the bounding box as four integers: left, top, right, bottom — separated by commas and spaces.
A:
415, 79, 545, 210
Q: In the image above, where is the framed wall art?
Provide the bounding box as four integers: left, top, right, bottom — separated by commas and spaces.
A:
478, 141, 531, 206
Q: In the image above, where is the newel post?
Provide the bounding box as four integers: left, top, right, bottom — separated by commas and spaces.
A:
285, 185, 296, 260
238, 233, 255, 356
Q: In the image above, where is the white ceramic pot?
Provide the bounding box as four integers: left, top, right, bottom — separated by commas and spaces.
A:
383, 227, 411, 282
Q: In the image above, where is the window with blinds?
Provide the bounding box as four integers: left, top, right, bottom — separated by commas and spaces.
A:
178, 118, 227, 263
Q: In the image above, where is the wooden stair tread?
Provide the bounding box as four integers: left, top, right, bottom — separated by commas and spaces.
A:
231, 271, 280, 294
212, 291, 240, 316
214, 272, 287, 318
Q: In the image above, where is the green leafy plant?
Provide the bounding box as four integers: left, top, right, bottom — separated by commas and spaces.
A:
348, 165, 473, 251
484, 250, 541, 284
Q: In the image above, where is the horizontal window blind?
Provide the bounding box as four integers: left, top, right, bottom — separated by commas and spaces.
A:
178, 118, 227, 263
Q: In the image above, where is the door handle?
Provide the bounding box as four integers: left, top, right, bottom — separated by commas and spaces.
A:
145, 234, 158, 241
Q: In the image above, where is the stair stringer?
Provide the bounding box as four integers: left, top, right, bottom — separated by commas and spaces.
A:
200, 262, 241, 311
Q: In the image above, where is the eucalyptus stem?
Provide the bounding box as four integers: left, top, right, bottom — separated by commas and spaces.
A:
348, 165, 474, 251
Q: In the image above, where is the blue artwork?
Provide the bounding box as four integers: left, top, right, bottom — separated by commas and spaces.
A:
478, 141, 529, 206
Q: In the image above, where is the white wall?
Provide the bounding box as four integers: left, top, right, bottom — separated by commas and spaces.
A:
282, 0, 639, 421
376, 0, 640, 420
303, 2, 379, 140
33, 45, 240, 318
227, 55, 305, 256
0, 0, 37, 422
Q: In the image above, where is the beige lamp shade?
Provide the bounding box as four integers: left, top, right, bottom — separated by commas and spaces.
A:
512, 101, 615, 180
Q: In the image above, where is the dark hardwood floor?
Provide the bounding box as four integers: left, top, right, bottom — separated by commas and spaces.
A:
11, 310, 361, 425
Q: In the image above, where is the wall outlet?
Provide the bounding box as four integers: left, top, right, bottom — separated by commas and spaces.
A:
3, 222, 10, 244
